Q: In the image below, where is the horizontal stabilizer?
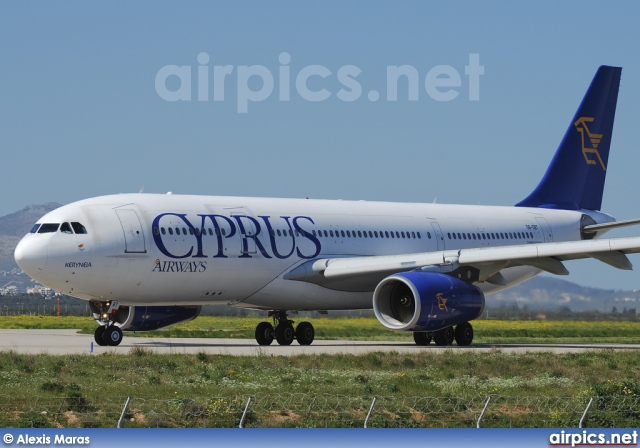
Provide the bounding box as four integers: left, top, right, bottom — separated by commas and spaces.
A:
582, 217, 640, 234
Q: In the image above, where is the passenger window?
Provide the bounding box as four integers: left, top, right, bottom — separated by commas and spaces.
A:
208, 228, 213, 236
417, 232, 421, 239
341, 230, 346, 237
330, 230, 334, 237
37, 223, 60, 233
194, 228, 200, 236
222, 229, 226, 236
277, 229, 281, 236
60, 223, 73, 234
374, 231, 379, 238
71, 222, 87, 234
161, 227, 166, 235
385, 231, 390, 238
30, 224, 41, 233
189, 228, 194, 235
347, 230, 351, 237
168, 228, 174, 235
153, 227, 159, 236
369, 231, 373, 238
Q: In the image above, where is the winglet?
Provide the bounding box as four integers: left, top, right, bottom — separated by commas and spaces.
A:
516, 66, 622, 211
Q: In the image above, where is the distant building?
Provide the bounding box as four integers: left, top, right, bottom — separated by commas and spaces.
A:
0, 285, 18, 296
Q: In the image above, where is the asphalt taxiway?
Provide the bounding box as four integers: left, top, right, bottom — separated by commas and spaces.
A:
0, 329, 638, 355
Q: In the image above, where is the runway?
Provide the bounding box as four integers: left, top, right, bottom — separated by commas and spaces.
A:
1, 329, 639, 355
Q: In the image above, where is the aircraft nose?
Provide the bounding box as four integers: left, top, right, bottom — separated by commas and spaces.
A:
14, 236, 48, 278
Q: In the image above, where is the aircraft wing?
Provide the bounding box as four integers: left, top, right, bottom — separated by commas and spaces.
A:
284, 235, 640, 291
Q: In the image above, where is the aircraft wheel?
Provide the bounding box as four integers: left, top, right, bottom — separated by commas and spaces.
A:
454, 322, 474, 346
295, 321, 314, 345
433, 327, 454, 346
413, 331, 432, 346
94, 326, 107, 346
275, 322, 295, 346
255, 322, 275, 346
103, 326, 123, 346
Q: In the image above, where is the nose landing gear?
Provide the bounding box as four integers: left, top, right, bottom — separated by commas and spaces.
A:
91, 301, 124, 347
254, 311, 315, 346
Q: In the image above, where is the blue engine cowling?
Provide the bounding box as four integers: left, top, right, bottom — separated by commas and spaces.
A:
373, 272, 484, 332
98, 305, 202, 332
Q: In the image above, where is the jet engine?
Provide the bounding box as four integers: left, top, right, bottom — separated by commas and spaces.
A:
373, 272, 484, 332
91, 304, 202, 332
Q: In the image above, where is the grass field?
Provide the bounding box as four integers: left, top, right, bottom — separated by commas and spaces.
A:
0, 349, 638, 428
0, 315, 638, 344
0, 316, 639, 428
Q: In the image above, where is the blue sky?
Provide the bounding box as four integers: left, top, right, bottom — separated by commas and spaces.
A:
2, 1, 640, 290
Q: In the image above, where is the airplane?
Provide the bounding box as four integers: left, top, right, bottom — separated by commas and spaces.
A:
14, 65, 640, 348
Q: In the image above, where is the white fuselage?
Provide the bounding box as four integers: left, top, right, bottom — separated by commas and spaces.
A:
14, 193, 612, 311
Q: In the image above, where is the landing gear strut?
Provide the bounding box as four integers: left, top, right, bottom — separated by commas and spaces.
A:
91, 301, 124, 347
254, 311, 315, 346
413, 322, 474, 347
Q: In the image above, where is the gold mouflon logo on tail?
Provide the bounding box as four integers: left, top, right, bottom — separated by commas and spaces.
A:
574, 116, 606, 171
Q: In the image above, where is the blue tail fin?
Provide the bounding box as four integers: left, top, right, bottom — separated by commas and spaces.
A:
516, 65, 621, 211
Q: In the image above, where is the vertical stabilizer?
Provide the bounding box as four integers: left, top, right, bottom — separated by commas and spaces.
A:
516, 66, 621, 211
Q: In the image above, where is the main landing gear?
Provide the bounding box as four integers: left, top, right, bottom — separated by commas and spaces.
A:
91, 301, 124, 347
254, 311, 315, 346
413, 321, 474, 347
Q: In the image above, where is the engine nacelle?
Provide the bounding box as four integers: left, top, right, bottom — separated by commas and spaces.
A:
92, 305, 202, 332
373, 272, 484, 332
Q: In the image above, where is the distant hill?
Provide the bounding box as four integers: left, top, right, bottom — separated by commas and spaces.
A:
491, 275, 639, 314
0, 203, 637, 315
0, 203, 62, 237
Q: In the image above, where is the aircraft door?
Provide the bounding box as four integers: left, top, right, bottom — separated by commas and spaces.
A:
430, 222, 445, 250
115, 209, 147, 253
230, 212, 257, 256
536, 217, 553, 242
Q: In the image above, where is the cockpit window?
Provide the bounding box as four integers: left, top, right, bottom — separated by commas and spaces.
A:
38, 223, 60, 233
60, 222, 73, 234
71, 222, 88, 234
30, 224, 41, 233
